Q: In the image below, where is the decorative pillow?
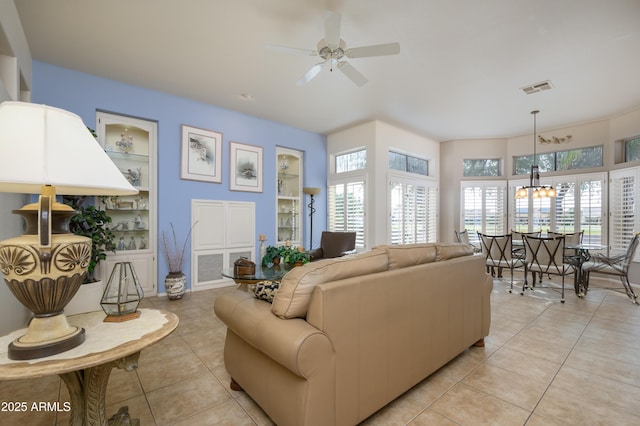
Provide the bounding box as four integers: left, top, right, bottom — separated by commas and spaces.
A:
254, 280, 280, 303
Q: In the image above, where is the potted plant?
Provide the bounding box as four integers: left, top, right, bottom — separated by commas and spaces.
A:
161, 222, 196, 300
64, 196, 115, 314
281, 246, 310, 267
262, 245, 285, 267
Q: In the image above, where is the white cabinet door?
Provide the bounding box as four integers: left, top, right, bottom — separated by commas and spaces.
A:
191, 200, 255, 290
192, 200, 225, 250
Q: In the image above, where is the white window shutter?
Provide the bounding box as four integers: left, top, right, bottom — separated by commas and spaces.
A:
328, 180, 366, 248
609, 168, 639, 258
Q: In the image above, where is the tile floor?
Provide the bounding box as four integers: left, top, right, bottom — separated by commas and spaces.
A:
1, 277, 640, 425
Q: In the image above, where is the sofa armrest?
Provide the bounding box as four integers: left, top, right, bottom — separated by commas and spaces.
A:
214, 290, 334, 377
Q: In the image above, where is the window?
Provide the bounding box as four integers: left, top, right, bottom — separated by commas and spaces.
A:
389, 178, 437, 244
514, 146, 603, 175
510, 172, 606, 245
514, 153, 555, 175
463, 159, 500, 176
624, 135, 640, 162
557, 146, 604, 171
609, 168, 640, 258
336, 149, 366, 173
328, 179, 366, 248
579, 179, 604, 245
388, 151, 428, 176
461, 181, 507, 245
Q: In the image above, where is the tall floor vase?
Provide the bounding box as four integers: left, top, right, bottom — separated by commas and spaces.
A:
165, 272, 186, 300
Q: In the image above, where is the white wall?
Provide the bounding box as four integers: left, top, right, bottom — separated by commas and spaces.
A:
0, 0, 33, 333
440, 138, 507, 241
327, 120, 439, 247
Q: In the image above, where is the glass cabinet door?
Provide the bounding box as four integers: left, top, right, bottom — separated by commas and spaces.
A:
276, 148, 303, 246
96, 111, 157, 295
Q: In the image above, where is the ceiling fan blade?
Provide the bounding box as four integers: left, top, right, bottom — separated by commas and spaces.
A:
324, 11, 342, 49
337, 61, 368, 87
265, 44, 318, 56
296, 62, 326, 86
345, 42, 400, 58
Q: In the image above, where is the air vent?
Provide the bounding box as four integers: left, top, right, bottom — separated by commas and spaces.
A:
521, 80, 553, 95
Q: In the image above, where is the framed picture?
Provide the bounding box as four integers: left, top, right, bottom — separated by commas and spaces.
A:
180, 125, 222, 183
229, 141, 263, 192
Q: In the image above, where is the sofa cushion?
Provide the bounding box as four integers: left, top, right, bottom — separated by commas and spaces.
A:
436, 243, 474, 261
254, 280, 279, 303
375, 243, 438, 269
271, 248, 389, 319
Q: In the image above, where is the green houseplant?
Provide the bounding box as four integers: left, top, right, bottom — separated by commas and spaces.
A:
281, 246, 310, 266
65, 196, 115, 284
63, 196, 115, 315
262, 245, 284, 267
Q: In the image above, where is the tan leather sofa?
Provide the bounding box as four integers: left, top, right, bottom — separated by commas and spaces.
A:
214, 243, 492, 426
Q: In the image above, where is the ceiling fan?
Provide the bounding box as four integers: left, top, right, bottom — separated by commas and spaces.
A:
267, 11, 400, 87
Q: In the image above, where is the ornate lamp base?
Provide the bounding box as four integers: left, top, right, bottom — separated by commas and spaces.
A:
0, 202, 92, 360
9, 314, 85, 360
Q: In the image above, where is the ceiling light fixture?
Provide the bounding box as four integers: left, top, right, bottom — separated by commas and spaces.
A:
515, 110, 556, 199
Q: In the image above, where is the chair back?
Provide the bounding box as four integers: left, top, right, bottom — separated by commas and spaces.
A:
524, 235, 570, 275
548, 231, 583, 246
455, 229, 470, 245
319, 231, 356, 258
512, 231, 540, 243
620, 232, 640, 272
455, 229, 481, 253
478, 233, 514, 265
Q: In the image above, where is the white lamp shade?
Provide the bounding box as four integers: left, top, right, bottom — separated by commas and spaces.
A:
0, 101, 137, 196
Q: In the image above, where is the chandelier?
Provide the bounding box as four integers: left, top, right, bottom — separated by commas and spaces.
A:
515, 110, 556, 199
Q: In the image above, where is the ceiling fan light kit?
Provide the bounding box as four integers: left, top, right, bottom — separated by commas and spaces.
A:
268, 11, 400, 87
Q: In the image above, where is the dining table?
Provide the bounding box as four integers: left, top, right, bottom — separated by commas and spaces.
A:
511, 239, 606, 296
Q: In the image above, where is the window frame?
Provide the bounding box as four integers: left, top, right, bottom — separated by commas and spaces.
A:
463, 158, 501, 177
513, 145, 604, 175
623, 135, 640, 163
388, 150, 429, 176
460, 181, 508, 245
509, 171, 607, 246
334, 148, 367, 174
327, 175, 367, 249
388, 174, 438, 244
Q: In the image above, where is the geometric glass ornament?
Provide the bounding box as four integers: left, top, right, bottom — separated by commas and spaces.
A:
101, 262, 144, 322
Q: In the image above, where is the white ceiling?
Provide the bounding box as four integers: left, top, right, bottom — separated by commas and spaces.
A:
14, 0, 640, 141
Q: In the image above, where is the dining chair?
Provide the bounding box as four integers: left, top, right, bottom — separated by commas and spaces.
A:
548, 230, 584, 259
545, 231, 585, 284
511, 231, 541, 260
522, 235, 576, 303
454, 229, 481, 253
478, 233, 524, 292
581, 232, 640, 304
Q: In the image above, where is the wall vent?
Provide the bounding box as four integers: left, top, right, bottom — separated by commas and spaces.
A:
521, 80, 553, 95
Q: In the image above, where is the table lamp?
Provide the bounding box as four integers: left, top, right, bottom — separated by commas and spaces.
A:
0, 101, 137, 360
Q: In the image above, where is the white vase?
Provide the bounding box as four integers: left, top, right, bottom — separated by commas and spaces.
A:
64, 280, 104, 316
165, 272, 186, 300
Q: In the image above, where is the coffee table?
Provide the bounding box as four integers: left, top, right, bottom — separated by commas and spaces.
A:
222, 264, 291, 291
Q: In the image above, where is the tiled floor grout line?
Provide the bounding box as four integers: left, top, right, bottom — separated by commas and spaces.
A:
521, 289, 606, 425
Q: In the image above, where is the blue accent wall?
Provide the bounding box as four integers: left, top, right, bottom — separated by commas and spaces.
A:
32, 61, 327, 293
